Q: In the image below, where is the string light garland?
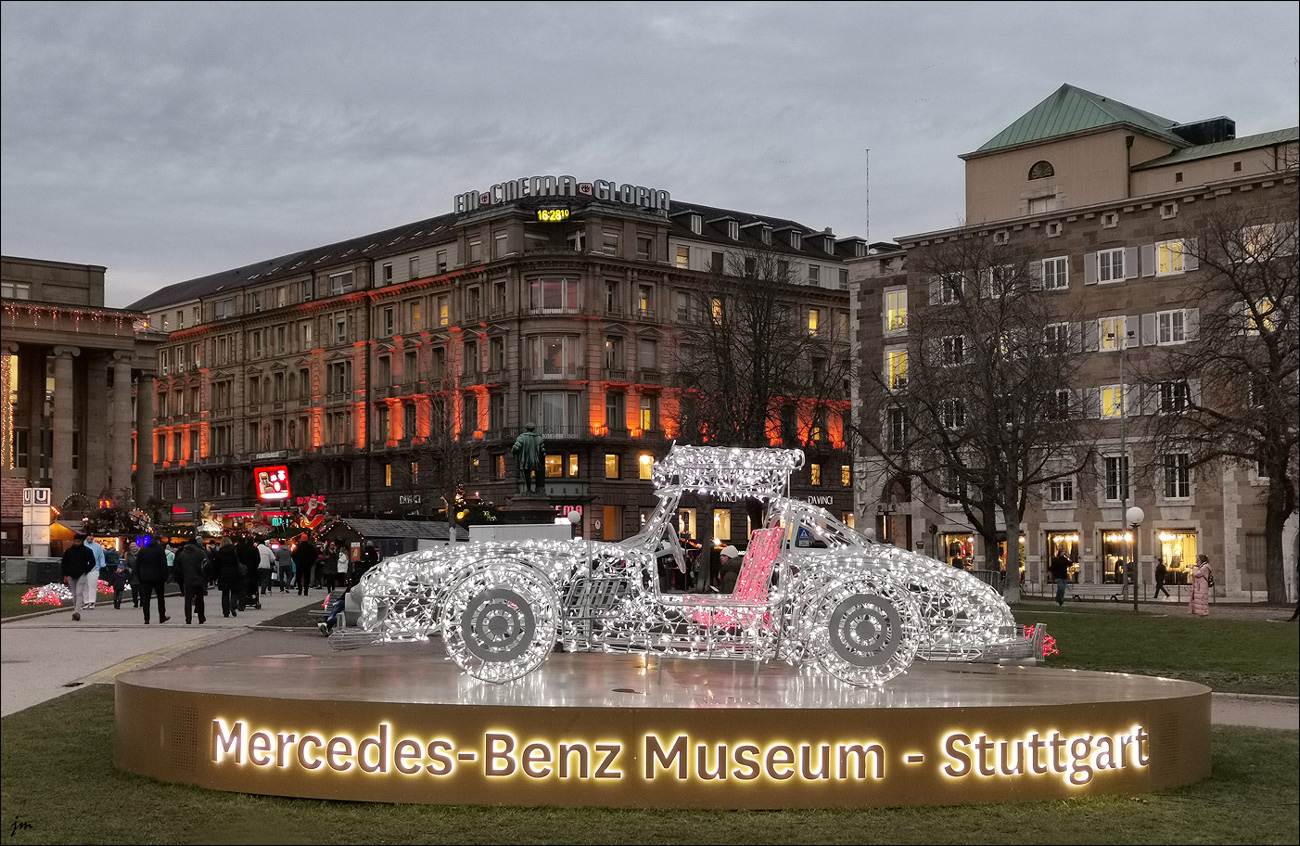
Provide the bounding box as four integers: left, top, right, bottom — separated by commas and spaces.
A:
346, 445, 1043, 687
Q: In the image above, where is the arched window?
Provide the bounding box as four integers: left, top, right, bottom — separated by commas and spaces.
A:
1029, 160, 1055, 180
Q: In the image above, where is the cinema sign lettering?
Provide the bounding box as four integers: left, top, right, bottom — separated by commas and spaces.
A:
455, 175, 671, 214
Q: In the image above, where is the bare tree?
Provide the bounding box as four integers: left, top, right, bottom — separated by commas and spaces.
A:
389, 386, 483, 533
856, 235, 1095, 601
1142, 184, 1298, 602
674, 247, 851, 449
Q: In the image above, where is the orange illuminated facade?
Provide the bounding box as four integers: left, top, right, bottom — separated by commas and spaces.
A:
130, 181, 856, 538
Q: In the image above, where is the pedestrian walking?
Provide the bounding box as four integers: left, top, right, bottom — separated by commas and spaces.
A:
257, 538, 275, 596
135, 536, 170, 624
236, 536, 261, 610
174, 536, 210, 625
111, 557, 135, 609
292, 536, 319, 596
83, 534, 107, 609
274, 541, 293, 592
1189, 554, 1213, 617
1153, 556, 1171, 599
60, 533, 96, 622
215, 537, 245, 618
1049, 550, 1072, 606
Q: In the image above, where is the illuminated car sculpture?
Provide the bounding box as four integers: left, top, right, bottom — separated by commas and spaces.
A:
338, 445, 1042, 687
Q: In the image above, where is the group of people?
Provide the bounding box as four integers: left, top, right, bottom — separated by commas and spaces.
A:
61, 531, 382, 626
1046, 549, 1216, 616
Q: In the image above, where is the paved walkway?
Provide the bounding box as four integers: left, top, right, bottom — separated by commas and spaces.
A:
3, 592, 1297, 730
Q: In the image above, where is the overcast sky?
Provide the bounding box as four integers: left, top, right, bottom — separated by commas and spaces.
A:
3, 1, 1297, 309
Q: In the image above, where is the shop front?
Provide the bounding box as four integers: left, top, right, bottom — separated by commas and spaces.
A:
1101, 528, 1136, 585
942, 533, 974, 569
1045, 531, 1081, 582
1156, 529, 1199, 586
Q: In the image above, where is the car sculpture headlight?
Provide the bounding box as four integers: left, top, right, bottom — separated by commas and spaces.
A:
343, 445, 1042, 687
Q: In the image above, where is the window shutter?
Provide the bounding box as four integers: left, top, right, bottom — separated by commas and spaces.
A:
1083, 320, 1099, 351
1141, 312, 1158, 346
1141, 244, 1156, 277
1126, 385, 1142, 417
1142, 384, 1159, 416
1071, 321, 1084, 352
1071, 388, 1084, 417
1084, 387, 1101, 418
1183, 238, 1199, 271
1028, 261, 1043, 290
929, 277, 941, 305
1126, 315, 1140, 347
1185, 308, 1200, 341
1084, 253, 1097, 285
1124, 247, 1141, 279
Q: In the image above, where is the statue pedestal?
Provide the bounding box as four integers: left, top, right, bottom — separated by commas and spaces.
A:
500, 493, 555, 524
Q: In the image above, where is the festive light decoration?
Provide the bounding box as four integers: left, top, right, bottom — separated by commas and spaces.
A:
348, 445, 1043, 687
21, 583, 72, 605
1024, 624, 1059, 658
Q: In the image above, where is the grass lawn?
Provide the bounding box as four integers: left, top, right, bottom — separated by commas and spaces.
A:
1011, 602, 1299, 696
0, 683, 1296, 845
1, 582, 69, 619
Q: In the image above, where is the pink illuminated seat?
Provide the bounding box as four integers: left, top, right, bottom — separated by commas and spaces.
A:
686, 527, 784, 628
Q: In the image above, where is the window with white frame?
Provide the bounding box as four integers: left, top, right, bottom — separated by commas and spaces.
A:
334, 315, 347, 344
1163, 452, 1191, 498
1099, 315, 1129, 352
940, 398, 965, 430
1101, 384, 1126, 419
1048, 475, 1075, 504
215, 299, 234, 320
1103, 455, 1129, 502
886, 348, 908, 389
808, 265, 821, 286
930, 274, 961, 305
886, 407, 907, 453
1044, 322, 1071, 355
531, 336, 579, 378
885, 287, 907, 331
527, 391, 583, 436
1155, 240, 1187, 275
1157, 309, 1187, 345
529, 278, 578, 313
1041, 256, 1068, 290
329, 272, 355, 295
1159, 380, 1191, 414
1096, 248, 1125, 283
941, 335, 965, 367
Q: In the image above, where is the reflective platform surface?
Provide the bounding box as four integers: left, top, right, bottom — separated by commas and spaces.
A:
116, 648, 1211, 808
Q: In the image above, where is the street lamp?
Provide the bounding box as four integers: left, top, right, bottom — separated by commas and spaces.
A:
1127, 505, 1145, 613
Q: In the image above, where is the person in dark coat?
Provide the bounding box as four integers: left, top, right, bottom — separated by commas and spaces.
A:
214, 537, 245, 618
292, 537, 319, 596
235, 536, 261, 610
60, 533, 97, 622
357, 541, 380, 582
111, 557, 135, 609
173, 537, 209, 625
134, 536, 170, 624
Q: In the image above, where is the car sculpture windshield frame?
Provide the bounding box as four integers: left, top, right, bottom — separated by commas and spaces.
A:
344, 445, 1041, 687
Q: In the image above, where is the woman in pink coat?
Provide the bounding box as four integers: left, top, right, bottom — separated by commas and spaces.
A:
1188, 554, 1212, 617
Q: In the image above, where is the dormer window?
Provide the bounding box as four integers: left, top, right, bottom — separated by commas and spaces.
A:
727, 221, 739, 240
761, 226, 772, 245
690, 214, 702, 235
1029, 160, 1054, 180
790, 231, 802, 249
823, 235, 834, 253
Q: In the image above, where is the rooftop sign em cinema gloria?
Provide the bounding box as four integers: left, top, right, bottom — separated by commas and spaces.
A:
455, 175, 670, 215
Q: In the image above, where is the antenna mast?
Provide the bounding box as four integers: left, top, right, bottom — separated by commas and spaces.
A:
864, 148, 871, 245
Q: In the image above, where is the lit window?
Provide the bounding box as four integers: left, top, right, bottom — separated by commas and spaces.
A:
605, 453, 620, 479
887, 349, 908, 389
638, 453, 654, 481
1101, 385, 1126, 419
884, 288, 908, 331
841, 465, 851, 486
1155, 240, 1186, 275
1099, 316, 1129, 352
810, 464, 822, 486
807, 308, 820, 335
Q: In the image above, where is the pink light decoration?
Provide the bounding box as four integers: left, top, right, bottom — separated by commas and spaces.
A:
1024, 624, 1059, 658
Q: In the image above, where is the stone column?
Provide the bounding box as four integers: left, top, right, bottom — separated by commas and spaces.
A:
112, 353, 135, 500
83, 352, 109, 499
51, 346, 79, 505
24, 346, 47, 482
135, 372, 155, 504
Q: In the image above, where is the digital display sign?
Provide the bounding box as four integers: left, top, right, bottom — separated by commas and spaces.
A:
536, 208, 570, 222
254, 465, 291, 501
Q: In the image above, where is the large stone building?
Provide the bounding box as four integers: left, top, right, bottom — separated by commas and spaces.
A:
128, 178, 858, 544
1, 256, 164, 554
852, 84, 1298, 601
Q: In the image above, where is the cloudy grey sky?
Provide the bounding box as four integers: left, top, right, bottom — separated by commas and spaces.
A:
3, 1, 1297, 308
